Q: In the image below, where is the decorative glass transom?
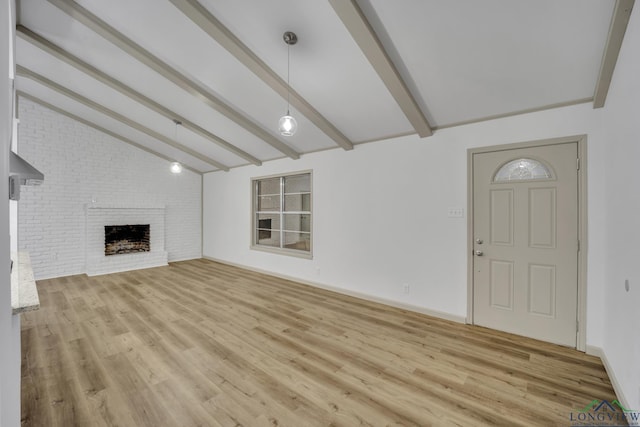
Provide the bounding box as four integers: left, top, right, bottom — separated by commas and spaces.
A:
494, 158, 552, 182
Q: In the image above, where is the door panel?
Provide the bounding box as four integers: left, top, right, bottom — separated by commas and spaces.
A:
490, 189, 514, 245
490, 260, 514, 310
473, 143, 578, 347
528, 264, 556, 316
529, 188, 556, 248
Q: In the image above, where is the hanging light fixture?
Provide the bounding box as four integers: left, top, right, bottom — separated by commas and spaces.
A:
278, 31, 298, 136
170, 119, 183, 174
170, 162, 183, 174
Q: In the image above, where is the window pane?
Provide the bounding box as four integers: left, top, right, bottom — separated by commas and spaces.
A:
256, 230, 281, 247
256, 213, 280, 232
283, 231, 310, 251
494, 158, 552, 182
284, 174, 310, 194
256, 213, 280, 247
258, 177, 280, 195
252, 172, 311, 255
283, 213, 311, 233
258, 195, 280, 211
284, 193, 310, 212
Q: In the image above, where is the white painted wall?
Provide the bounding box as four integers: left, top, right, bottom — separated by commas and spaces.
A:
600, 5, 640, 410
203, 100, 608, 346
202, 9, 640, 404
17, 98, 202, 280
1, 0, 21, 425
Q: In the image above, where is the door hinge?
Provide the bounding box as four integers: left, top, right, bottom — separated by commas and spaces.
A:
577, 158, 580, 170
576, 321, 580, 333
577, 239, 580, 252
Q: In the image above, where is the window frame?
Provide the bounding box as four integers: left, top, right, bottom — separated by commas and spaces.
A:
250, 170, 313, 259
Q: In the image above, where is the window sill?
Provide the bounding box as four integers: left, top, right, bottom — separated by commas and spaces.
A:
250, 245, 313, 260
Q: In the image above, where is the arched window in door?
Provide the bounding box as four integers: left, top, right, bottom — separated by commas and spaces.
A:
493, 158, 553, 182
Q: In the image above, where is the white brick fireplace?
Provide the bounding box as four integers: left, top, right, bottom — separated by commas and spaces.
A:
86, 205, 168, 276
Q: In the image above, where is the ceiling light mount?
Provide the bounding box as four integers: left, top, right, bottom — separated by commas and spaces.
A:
279, 31, 298, 137
283, 31, 297, 46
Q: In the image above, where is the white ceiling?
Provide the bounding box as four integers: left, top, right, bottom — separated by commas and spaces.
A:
15, 0, 623, 173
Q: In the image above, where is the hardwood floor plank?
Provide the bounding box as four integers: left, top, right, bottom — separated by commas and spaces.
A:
21, 259, 623, 426
65, 338, 108, 396
82, 388, 133, 427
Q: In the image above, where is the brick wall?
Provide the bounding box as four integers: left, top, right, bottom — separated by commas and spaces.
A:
17, 98, 202, 280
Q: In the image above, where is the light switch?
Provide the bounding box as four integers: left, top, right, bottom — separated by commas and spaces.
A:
447, 208, 464, 218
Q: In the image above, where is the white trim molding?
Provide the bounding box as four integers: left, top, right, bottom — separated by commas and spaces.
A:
587, 346, 634, 417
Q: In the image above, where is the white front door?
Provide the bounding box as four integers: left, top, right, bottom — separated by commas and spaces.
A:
472, 142, 578, 347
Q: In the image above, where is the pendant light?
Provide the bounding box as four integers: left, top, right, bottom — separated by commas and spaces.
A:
170, 119, 183, 174
170, 162, 183, 174
278, 31, 298, 136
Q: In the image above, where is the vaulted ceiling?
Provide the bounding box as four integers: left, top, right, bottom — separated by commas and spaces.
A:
15, 0, 633, 173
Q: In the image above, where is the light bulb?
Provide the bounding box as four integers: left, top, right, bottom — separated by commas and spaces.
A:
278, 114, 297, 136
170, 162, 183, 174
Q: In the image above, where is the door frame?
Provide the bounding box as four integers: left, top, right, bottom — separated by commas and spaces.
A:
466, 135, 588, 351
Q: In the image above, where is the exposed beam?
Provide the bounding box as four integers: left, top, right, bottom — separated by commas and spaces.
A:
434, 98, 594, 131
16, 66, 230, 171
593, 0, 635, 108
17, 91, 206, 174
16, 25, 261, 166
46, 0, 300, 160
168, 0, 354, 151
329, 0, 432, 138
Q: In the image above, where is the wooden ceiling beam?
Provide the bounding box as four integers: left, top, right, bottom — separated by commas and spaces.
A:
593, 0, 635, 108
329, 0, 432, 137
46, 0, 300, 160
17, 91, 208, 174
168, 0, 354, 151
17, 25, 262, 166
16, 66, 230, 171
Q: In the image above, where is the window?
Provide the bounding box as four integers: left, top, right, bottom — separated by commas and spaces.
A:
252, 171, 312, 257
493, 158, 553, 182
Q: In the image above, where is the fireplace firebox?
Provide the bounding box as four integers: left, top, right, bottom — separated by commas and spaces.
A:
104, 224, 150, 256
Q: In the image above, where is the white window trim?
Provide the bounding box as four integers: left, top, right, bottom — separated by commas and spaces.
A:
250, 170, 313, 259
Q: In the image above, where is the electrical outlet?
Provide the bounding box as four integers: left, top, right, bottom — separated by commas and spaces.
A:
403, 283, 410, 294
447, 208, 464, 218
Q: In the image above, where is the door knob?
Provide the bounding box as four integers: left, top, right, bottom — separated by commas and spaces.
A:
475, 238, 483, 244
475, 250, 483, 256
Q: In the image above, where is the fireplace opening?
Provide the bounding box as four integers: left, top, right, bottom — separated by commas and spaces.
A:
105, 224, 150, 256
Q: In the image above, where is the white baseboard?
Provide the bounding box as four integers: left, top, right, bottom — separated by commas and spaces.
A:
168, 255, 202, 263
586, 345, 633, 415
202, 256, 467, 324
86, 261, 169, 277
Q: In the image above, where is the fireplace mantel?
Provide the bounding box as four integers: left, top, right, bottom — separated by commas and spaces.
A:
85, 206, 168, 276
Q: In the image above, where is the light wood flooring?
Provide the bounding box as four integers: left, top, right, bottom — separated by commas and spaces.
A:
21, 259, 620, 426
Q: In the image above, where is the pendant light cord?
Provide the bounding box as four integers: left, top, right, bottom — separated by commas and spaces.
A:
173, 119, 181, 140
279, 31, 298, 136
286, 41, 291, 115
